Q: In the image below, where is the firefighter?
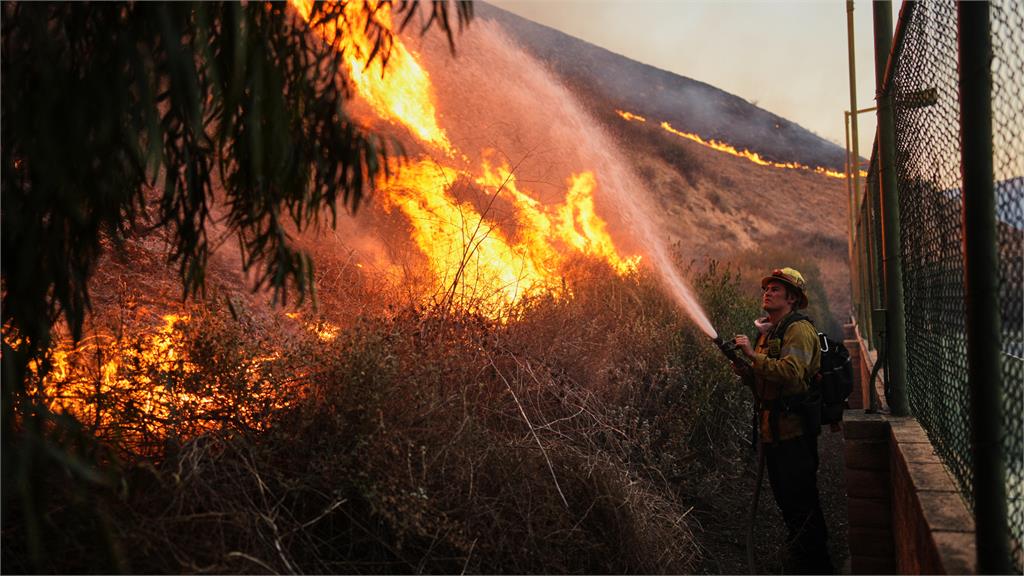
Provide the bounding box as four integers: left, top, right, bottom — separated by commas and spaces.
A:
733, 267, 833, 574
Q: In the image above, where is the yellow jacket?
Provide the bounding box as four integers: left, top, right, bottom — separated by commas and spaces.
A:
749, 313, 821, 443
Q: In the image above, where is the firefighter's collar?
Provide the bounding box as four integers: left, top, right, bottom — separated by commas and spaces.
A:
754, 316, 773, 335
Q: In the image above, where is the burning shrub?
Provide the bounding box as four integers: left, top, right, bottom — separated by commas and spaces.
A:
9, 304, 318, 460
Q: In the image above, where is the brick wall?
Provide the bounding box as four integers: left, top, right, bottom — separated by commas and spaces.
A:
842, 324, 977, 575
845, 412, 897, 573
889, 418, 976, 574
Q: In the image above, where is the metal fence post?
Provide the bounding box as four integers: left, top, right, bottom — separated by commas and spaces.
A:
873, 0, 909, 416
958, 2, 1011, 572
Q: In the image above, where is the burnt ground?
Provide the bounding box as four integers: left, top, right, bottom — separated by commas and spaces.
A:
693, 429, 850, 575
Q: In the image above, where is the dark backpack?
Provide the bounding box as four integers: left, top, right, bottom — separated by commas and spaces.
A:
815, 332, 853, 425
773, 313, 853, 428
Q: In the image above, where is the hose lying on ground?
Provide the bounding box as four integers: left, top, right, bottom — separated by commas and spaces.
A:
746, 445, 766, 575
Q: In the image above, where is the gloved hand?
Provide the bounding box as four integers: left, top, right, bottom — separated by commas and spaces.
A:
733, 334, 755, 359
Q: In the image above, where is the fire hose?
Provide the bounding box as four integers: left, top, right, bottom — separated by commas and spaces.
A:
747, 444, 766, 575
712, 335, 762, 575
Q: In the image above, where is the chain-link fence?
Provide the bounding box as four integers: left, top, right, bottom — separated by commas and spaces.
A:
851, 0, 1023, 569
991, 0, 1024, 567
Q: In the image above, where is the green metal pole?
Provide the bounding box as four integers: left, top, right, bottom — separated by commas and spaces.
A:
872, 0, 909, 416
864, 152, 880, 348
859, 208, 873, 344
958, 2, 1011, 572
865, 147, 879, 344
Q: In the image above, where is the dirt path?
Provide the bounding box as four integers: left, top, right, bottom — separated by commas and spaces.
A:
693, 429, 850, 574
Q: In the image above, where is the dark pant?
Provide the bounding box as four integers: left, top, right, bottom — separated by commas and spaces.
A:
765, 434, 833, 574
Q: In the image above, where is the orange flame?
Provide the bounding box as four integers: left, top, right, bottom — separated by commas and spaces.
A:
477, 160, 638, 276
378, 157, 638, 311
291, 0, 453, 154
286, 312, 339, 342
615, 109, 647, 123
25, 316, 205, 441
293, 0, 638, 314
18, 314, 317, 451
617, 109, 862, 179
380, 159, 546, 309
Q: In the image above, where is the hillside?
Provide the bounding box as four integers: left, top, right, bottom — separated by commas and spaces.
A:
476, 2, 849, 172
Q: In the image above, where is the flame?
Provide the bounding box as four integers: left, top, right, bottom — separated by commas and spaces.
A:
379, 159, 548, 310
615, 109, 647, 123
19, 2, 643, 442
616, 109, 862, 179
24, 315, 203, 442
17, 314, 314, 452
314, 323, 340, 342
291, 0, 453, 154
378, 156, 544, 309
377, 156, 639, 311
475, 156, 638, 276
292, 0, 638, 314
287, 311, 340, 342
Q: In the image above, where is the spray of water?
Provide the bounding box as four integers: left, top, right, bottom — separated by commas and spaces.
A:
642, 239, 718, 339
586, 149, 720, 340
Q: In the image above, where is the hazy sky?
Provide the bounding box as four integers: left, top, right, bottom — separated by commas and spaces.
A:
488, 0, 901, 163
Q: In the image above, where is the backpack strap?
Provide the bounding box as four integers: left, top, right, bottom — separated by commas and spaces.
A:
769, 312, 811, 351
765, 312, 815, 440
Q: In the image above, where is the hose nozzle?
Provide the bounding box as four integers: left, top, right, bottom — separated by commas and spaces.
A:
713, 335, 751, 368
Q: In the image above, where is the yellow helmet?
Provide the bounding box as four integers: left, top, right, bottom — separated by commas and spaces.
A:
761, 267, 809, 309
